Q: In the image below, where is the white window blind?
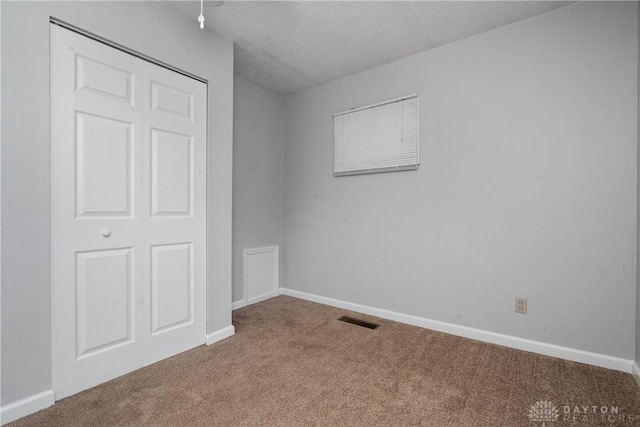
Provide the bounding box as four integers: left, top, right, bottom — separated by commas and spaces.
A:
333, 94, 419, 176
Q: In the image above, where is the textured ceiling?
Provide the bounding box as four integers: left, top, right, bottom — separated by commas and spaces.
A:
166, 1, 574, 96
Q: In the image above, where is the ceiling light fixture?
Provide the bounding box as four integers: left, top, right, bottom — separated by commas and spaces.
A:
198, 0, 205, 30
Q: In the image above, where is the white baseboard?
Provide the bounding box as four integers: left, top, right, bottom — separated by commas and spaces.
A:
233, 292, 278, 311
205, 325, 235, 345
279, 288, 635, 374
632, 361, 640, 387
0, 390, 55, 425
247, 291, 278, 306
232, 300, 246, 310
0, 327, 235, 424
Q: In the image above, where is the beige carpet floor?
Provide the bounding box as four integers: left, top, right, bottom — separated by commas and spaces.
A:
8, 296, 640, 426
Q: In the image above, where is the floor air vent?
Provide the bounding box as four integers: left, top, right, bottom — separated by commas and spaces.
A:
338, 315, 380, 330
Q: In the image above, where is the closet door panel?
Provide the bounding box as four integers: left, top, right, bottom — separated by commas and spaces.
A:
142, 62, 207, 358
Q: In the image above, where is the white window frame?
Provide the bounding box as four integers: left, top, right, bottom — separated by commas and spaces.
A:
333, 93, 420, 177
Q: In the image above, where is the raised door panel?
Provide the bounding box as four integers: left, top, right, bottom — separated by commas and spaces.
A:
76, 113, 134, 217
150, 129, 192, 217
76, 248, 134, 358
151, 81, 193, 120
150, 243, 192, 334
76, 54, 134, 104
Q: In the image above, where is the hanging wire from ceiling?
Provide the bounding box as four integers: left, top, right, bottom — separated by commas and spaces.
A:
198, 0, 205, 30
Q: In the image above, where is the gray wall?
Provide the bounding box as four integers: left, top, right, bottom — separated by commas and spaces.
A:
637, 1, 640, 370
1, 1, 234, 406
232, 77, 284, 303
283, 1, 638, 359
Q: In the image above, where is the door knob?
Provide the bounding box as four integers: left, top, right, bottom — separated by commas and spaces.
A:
102, 229, 111, 238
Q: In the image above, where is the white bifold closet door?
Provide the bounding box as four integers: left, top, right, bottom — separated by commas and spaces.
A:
50, 25, 207, 399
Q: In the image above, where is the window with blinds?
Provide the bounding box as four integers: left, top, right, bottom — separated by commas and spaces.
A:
333, 94, 419, 176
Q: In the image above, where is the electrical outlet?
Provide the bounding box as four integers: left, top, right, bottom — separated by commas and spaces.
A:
515, 297, 527, 314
